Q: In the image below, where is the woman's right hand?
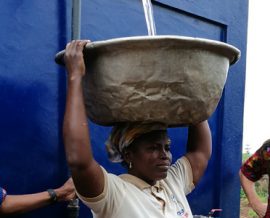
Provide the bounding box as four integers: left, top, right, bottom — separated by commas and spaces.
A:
64, 40, 90, 79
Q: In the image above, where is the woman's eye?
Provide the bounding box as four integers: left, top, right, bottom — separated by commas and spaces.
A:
165, 145, 171, 151
148, 145, 158, 151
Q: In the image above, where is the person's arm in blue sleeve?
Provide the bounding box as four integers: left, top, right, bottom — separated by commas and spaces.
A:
0, 178, 75, 216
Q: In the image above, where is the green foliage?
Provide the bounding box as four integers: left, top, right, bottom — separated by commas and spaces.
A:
240, 187, 246, 199
255, 176, 269, 203
248, 209, 258, 218
242, 152, 251, 163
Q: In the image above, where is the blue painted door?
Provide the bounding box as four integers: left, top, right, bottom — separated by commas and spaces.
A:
0, 0, 248, 218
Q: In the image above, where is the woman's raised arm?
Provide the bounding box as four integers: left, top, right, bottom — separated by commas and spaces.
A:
63, 40, 104, 198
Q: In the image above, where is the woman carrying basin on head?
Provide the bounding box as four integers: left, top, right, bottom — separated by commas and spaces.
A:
62, 40, 212, 218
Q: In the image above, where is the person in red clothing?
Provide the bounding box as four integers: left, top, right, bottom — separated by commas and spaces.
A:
240, 139, 270, 218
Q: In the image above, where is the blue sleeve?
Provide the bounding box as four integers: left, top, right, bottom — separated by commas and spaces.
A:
0, 187, 7, 207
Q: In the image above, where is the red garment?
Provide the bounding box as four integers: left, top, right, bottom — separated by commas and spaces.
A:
241, 140, 270, 218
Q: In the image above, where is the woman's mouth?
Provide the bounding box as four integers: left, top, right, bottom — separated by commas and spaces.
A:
156, 164, 170, 170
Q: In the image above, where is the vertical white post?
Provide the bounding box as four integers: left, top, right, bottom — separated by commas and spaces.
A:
72, 0, 81, 40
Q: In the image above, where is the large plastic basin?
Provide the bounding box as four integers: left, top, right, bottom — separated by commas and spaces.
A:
55, 35, 240, 126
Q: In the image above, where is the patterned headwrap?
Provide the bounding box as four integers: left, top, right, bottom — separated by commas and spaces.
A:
106, 122, 168, 163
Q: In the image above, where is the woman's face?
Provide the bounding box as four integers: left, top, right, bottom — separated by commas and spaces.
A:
125, 130, 172, 185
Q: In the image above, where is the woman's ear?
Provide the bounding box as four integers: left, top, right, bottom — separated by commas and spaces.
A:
122, 148, 132, 163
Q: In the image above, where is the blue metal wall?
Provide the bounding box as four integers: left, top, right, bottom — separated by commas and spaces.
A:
0, 0, 248, 217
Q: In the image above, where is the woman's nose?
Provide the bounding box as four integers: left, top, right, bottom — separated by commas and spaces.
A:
159, 147, 169, 159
